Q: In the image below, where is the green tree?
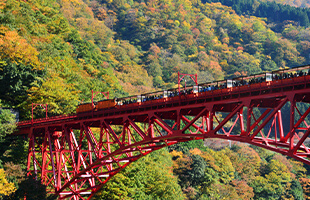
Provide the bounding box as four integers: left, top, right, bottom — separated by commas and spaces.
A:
0, 109, 16, 143
9, 175, 56, 200
94, 149, 184, 200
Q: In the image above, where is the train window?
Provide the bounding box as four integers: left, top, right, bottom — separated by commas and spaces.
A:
163, 91, 170, 98
163, 91, 167, 98
193, 86, 199, 93
193, 86, 203, 93
266, 73, 272, 81
163, 91, 172, 98
137, 95, 145, 102
117, 100, 123, 105
227, 80, 233, 88
137, 95, 142, 102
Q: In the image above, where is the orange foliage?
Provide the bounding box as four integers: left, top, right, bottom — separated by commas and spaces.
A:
230, 180, 254, 199
273, 154, 293, 172
192, 28, 200, 39
0, 30, 41, 69
170, 150, 184, 159
96, 8, 107, 21
226, 144, 261, 182
149, 43, 161, 58
300, 178, 310, 199
181, 34, 194, 47
189, 148, 202, 155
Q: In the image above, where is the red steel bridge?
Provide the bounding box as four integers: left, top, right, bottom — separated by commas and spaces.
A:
16, 67, 310, 199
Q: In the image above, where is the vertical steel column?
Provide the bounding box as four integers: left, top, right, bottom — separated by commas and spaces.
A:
277, 110, 284, 142
47, 130, 57, 189
55, 138, 62, 190
27, 128, 34, 174
245, 106, 253, 136
210, 109, 214, 132
107, 128, 112, 171
32, 134, 38, 179
239, 108, 245, 134
290, 99, 296, 150
148, 116, 155, 138
177, 109, 181, 131
206, 111, 211, 132
64, 127, 79, 198
41, 129, 48, 183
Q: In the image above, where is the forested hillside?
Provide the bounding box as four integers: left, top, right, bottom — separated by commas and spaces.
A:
1, 0, 310, 199
205, 0, 310, 26
264, 0, 310, 8
92, 141, 310, 200
2, 0, 310, 116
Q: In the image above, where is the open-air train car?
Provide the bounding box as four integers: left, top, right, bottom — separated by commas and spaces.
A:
76, 65, 310, 114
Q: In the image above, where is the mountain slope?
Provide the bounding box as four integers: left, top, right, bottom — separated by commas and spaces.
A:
2, 0, 310, 199
264, 0, 310, 8
88, 0, 309, 82
2, 0, 310, 117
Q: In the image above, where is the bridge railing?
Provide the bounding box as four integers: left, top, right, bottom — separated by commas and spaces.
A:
17, 71, 310, 127
17, 114, 76, 127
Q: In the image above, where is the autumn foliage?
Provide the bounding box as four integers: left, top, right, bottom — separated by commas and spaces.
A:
1, 0, 310, 199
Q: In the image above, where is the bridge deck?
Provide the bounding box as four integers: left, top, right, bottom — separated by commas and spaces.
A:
16, 73, 310, 200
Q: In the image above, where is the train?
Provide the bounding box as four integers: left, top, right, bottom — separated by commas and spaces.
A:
76, 65, 310, 114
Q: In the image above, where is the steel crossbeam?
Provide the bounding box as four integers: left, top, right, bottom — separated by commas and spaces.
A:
19, 74, 310, 199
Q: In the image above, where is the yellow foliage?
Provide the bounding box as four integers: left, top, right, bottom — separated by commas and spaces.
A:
222, 37, 229, 44
170, 150, 184, 159
0, 30, 41, 70
28, 74, 80, 114
201, 149, 235, 183
0, 2, 5, 10
188, 54, 197, 59
0, 169, 16, 197
202, 17, 213, 29
181, 21, 191, 30
62, 0, 81, 6
189, 148, 202, 155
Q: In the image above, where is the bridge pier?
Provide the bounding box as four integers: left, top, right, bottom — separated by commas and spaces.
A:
20, 76, 310, 199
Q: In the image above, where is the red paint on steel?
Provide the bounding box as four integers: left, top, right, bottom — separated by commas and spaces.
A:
31, 103, 48, 124
16, 72, 310, 199
178, 72, 198, 93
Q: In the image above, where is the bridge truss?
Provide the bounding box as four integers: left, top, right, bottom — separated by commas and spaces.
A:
18, 76, 310, 199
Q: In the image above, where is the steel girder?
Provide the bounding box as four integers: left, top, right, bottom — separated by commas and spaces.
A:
23, 78, 310, 199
